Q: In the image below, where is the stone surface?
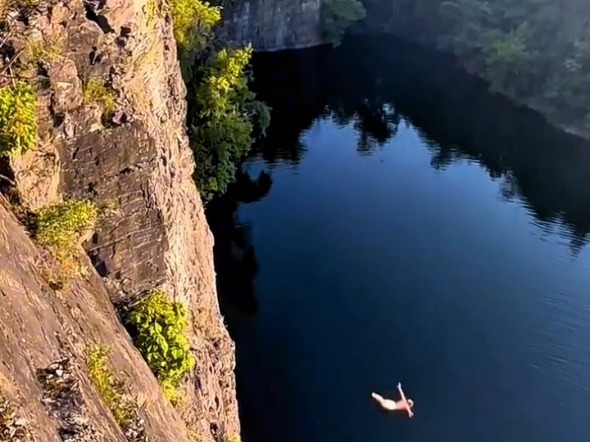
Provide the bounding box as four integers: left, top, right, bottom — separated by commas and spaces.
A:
2, 0, 240, 439
0, 200, 192, 442
218, 0, 323, 51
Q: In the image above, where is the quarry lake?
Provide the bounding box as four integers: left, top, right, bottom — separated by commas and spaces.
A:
210, 35, 590, 442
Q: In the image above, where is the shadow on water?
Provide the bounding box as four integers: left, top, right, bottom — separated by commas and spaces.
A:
206, 169, 272, 320
206, 169, 290, 442
250, 34, 590, 255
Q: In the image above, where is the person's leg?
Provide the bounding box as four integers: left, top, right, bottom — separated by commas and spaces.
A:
372, 393, 398, 410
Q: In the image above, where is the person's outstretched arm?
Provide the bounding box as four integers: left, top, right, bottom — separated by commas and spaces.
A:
397, 383, 413, 418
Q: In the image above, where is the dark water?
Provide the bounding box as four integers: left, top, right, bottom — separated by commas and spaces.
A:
209, 35, 590, 442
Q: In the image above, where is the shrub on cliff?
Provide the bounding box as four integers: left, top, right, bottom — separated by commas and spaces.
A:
166, 0, 270, 201
29, 199, 98, 268
190, 46, 270, 201
128, 289, 195, 404
87, 346, 148, 437
170, 0, 220, 74
0, 81, 37, 157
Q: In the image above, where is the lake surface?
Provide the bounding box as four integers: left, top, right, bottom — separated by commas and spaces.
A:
210, 35, 590, 442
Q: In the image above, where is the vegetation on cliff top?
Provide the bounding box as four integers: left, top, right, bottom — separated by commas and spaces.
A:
169, 0, 270, 202
437, 0, 590, 130
170, 0, 220, 78
191, 45, 270, 201
129, 289, 195, 405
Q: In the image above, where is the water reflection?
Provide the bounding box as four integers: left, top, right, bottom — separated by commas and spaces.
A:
250, 35, 590, 254
206, 169, 272, 317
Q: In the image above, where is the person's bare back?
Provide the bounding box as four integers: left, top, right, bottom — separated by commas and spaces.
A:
371, 383, 414, 418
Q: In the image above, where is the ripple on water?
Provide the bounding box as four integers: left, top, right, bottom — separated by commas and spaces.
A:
528, 290, 590, 395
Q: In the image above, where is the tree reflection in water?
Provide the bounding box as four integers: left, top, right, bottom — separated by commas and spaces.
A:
248, 35, 590, 255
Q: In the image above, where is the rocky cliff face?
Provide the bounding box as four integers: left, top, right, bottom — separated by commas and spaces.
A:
0, 199, 193, 442
1, 0, 238, 440
218, 0, 322, 51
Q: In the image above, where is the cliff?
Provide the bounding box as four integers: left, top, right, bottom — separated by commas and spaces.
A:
0, 0, 238, 440
0, 198, 192, 442
218, 0, 323, 50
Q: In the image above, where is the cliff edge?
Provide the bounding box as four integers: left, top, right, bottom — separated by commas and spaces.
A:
0, 0, 239, 440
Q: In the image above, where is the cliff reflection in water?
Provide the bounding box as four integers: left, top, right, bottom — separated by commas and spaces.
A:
206, 169, 272, 318
249, 34, 590, 254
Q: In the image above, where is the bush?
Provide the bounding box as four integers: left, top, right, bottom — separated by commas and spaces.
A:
190, 46, 270, 201
170, 0, 221, 73
129, 289, 195, 404
30, 199, 98, 265
0, 82, 37, 157
87, 346, 132, 427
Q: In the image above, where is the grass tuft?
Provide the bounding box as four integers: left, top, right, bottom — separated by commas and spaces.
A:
87, 346, 133, 428
23, 37, 61, 68
28, 199, 97, 276
83, 78, 116, 121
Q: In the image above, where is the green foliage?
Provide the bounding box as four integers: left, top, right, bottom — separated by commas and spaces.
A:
87, 346, 133, 428
29, 199, 98, 266
0, 82, 37, 157
129, 289, 195, 404
321, 0, 366, 46
192, 112, 253, 200
170, 0, 220, 72
365, 0, 590, 131
164, 0, 270, 202
190, 45, 270, 201
481, 24, 531, 92
83, 78, 116, 120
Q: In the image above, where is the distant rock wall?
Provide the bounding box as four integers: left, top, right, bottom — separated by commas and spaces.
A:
218, 0, 323, 51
